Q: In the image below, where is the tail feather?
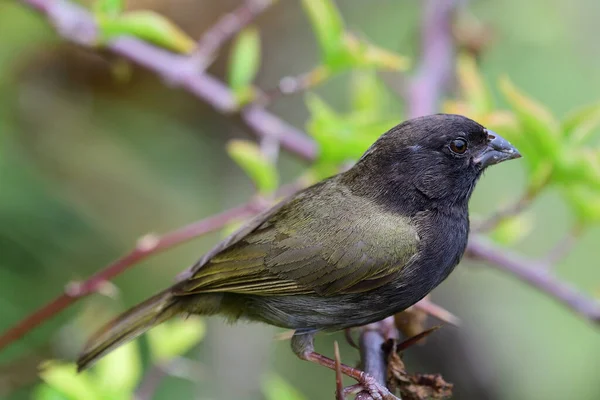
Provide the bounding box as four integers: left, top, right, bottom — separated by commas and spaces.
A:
77, 288, 180, 371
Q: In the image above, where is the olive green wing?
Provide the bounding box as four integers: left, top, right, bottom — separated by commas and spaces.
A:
175, 181, 419, 297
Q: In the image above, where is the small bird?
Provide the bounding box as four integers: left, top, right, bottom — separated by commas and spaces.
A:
77, 114, 520, 399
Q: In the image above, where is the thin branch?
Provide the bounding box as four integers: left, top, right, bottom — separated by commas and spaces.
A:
258, 66, 330, 106
541, 224, 585, 267
406, 0, 457, 118
467, 237, 600, 323
134, 364, 167, 400
474, 191, 536, 233
334, 341, 344, 400
22, 0, 318, 161
189, 0, 276, 71
0, 203, 259, 351
356, 318, 398, 400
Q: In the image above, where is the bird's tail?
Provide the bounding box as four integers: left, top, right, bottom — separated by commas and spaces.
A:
76, 288, 180, 371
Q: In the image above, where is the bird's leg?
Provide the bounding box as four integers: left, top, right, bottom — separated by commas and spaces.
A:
291, 330, 400, 400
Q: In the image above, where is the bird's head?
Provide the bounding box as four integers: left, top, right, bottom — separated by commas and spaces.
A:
344, 114, 521, 211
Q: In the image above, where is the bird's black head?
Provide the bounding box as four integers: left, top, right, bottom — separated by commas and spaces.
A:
343, 114, 521, 213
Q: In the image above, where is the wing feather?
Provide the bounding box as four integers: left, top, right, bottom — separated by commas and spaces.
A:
174, 178, 419, 297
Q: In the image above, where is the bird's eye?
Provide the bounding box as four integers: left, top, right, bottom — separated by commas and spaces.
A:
450, 139, 468, 154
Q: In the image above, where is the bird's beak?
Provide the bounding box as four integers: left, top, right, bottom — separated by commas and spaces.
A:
474, 130, 521, 168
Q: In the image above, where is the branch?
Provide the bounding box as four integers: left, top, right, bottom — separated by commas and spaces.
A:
467, 237, 600, 323
0, 202, 261, 351
406, 0, 457, 118
22, 0, 317, 161
189, 0, 276, 71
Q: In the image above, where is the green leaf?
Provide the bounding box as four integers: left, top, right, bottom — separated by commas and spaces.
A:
499, 76, 562, 163
456, 53, 494, 114
306, 93, 392, 171
562, 101, 600, 145
147, 317, 206, 362
262, 374, 307, 400
39, 361, 101, 400
562, 184, 600, 223
95, 340, 141, 394
227, 139, 279, 194
301, 0, 345, 66
490, 213, 534, 245
34, 385, 70, 400
555, 149, 600, 190
93, 0, 123, 18
351, 69, 384, 116
97, 11, 195, 54
342, 34, 410, 71
228, 27, 261, 93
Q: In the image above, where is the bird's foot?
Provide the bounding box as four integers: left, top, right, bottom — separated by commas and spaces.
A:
342, 375, 400, 400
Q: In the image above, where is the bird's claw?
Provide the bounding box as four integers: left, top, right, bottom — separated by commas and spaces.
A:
341, 374, 400, 400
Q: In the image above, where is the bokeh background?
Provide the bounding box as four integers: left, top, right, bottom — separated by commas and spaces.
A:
1, 0, 599, 399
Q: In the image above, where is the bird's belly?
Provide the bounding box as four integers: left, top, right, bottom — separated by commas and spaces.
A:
238, 272, 449, 331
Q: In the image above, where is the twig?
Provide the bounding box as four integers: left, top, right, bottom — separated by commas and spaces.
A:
22, 0, 317, 161
0, 203, 259, 351
189, 0, 276, 71
406, 0, 457, 118
258, 66, 330, 106
474, 192, 535, 233
356, 318, 398, 400
134, 364, 167, 400
541, 224, 585, 267
413, 297, 460, 326
467, 237, 600, 323
334, 341, 344, 400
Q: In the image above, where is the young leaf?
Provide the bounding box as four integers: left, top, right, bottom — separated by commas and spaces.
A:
562, 102, 600, 145
262, 374, 307, 400
38, 362, 100, 400
228, 28, 261, 93
563, 184, 600, 223
343, 34, 410, 71
499, 76, 561, 161
351, 69, 384, 116
490, 213, 533, 245
97, 11, 195, 54
34, 385, 71, 400
555, 148, 600, 190
456, 53, 493, 114
95, 340, 141, 395
227, 139, 279, 194
93, 0, 123, 18
147, 317, 206, 362
301, 0, 345, 66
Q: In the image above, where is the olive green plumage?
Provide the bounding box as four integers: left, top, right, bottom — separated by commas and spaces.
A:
77, 114, 521, 372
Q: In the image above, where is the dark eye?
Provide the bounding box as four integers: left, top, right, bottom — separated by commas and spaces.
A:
450, 138, 468, 154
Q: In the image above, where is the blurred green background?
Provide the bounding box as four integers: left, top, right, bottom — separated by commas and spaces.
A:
1, 0, 599, 399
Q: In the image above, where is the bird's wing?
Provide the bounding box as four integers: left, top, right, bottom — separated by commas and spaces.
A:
174, 180, 419, 297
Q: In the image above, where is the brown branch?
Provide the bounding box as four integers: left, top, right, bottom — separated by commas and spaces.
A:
406, 0, 457, 118
23, 0, 317, 161
0, 203, 260, 351
541, 224, 585, 267
134, 364, 167, 400
189, 0, 276, 71
474, 191, 536, 233
334, 341, 344, 400
467, 237, 600, 323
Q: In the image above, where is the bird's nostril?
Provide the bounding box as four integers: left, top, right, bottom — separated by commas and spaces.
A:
488, 134, 496, 140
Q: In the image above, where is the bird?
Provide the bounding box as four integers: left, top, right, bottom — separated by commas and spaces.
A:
77, 114, 520, 399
